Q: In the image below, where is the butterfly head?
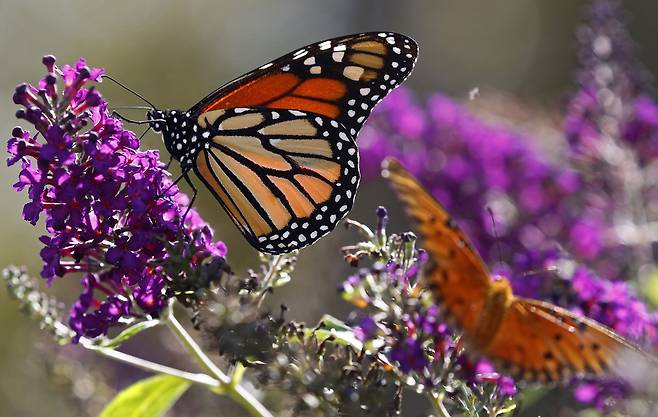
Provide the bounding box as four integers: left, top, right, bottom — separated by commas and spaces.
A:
146, 109, 167, 133
489, 277, 514, 307
147, 109, 194, 163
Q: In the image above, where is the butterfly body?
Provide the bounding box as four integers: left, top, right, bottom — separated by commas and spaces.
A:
148, 109, 202, 167
471, 278, 513, 350
149, 32, 418, 253
382, 157, 653, 382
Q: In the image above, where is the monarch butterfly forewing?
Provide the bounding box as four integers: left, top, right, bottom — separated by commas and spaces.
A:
189, 32, 418, 138
382, 157, 655, 383
149, 32, 418, 254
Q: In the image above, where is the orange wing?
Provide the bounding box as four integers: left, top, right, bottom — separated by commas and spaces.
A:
482, 298, 650, 382
193, 108, 359, 253
382, 157, 492, 336
189, 32, 418, 139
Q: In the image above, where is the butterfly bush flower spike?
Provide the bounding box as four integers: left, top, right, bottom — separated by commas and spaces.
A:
341, 208, 517, 416
7, 56, 227, 341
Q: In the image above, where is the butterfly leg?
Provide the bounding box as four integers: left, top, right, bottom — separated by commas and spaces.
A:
158, 171, 187, 199
138, 126, 152, 142
180, 172, 197, 224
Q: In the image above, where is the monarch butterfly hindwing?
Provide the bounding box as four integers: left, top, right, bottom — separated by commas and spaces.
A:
192, 108, 359, 253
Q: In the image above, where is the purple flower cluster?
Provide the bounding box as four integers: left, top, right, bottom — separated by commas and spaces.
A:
7, 56, 227, 341
567, 0, 658, 165
564, 0, 658, 276
341, 208, 517, 411
359, 89, 655, 282
510, 255, 658, 347
360, 88, 592, 273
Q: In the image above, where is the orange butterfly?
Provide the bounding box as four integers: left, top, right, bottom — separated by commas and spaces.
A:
382, 157, 654, 382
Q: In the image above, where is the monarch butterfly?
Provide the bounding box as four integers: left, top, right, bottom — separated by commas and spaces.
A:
382, 157, 654, 382
145, 32, 418, 254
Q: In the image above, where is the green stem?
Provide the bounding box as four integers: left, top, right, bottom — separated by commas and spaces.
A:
230, 362, 247, 387
257, 254, 284, 308
165, 304, 273, 417
81, 340, 220, 388
165, 307, 229, 384
430, 391, 452, 417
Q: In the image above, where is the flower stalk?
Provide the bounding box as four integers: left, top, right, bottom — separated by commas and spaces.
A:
430, 392, 452, 417
165, 302, 273, 417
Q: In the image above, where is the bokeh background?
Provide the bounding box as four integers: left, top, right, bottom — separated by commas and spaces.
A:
1, 1, 658, 416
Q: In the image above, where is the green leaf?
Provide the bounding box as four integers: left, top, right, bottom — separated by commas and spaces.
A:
643, 268, 658, 308
310, 314, 363, 349
98, 319, 161, 348
99, 375, 190, 417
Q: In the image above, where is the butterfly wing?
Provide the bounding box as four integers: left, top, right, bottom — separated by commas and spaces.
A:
189, 32, 418, 138
382, 158, 492, 336
193, 108, 359, 253
481, 298, 647, 382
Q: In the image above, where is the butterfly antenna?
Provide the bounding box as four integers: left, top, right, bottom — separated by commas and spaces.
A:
102, 74, 158, 109
111, 111, 162, 125
109, 106, 154, 111
519, 266, 559, 278
487, 207, 504, 266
